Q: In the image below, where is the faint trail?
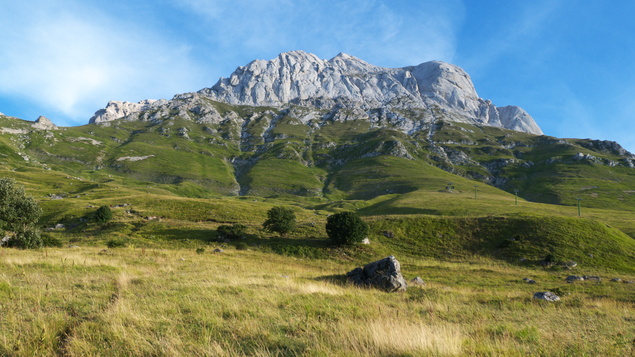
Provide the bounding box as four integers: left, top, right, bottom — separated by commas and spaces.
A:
56, 273, 128, 356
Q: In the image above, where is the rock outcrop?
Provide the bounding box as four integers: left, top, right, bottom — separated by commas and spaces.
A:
346, 256, 408, 292
89, 99, 168, 124
31, 116, 58, 130
88, 51, 542, 135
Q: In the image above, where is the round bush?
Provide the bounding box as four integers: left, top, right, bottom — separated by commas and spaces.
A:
326, 212, 369, 245
217, 224, 248, 241
95, 205, 113, 223
263, 207, 296, 236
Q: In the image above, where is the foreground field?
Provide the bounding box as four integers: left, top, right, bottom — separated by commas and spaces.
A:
1, 247, 634, 356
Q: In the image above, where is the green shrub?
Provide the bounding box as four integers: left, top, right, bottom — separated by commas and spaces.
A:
217, 224, 248, 240
6, 229, 42, 249
235, 242, 249, 251
95, 205, 113, 223
326, 211, 369, 245
106, 239, 127, 248
196, 248, 205, 254
0, 178, 42, 248
263, 207, 296, 237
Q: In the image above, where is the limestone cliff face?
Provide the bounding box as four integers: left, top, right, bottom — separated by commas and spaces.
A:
89, 99, 168, 124
89, 51, 543, 135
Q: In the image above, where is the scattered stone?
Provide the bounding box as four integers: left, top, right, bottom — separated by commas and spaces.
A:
382, 231, 395, 238
563, 261, 578, 269
213, 248, 223, 253
523, 278, 537, 284
346, 256, 408, 293
533, 291, 560, 302
54, 223, 65, 229
565, 275, 584, 283
281, 275, 290, 279
410, 277, 425, 286
624, 280, 634, 284
179, 258, 186, 261
361, 237, 370, 245
583, 275, 601, 282
610, 278, 623, 283
588, 254, 594, 258
68, 245, 80, 248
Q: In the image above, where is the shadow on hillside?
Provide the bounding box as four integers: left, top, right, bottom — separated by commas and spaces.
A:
314, 274, 348, 287
148, 228, 211, 241
357, 195, 442, 216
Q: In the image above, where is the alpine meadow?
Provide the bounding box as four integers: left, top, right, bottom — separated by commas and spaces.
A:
1, 51, 635, 356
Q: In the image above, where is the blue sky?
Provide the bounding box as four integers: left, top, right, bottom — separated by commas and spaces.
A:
1, 1, 634, 152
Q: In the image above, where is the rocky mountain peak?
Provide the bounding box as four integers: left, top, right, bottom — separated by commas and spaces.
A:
89, 51, 543, 135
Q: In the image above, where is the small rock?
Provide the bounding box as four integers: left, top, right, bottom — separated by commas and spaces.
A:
563, 261, 577, 269
588, 254, 594, 258
624, 280, 634, 284
566, 275, 584, 283
179, 258, 186, 261
523, 278, 537, 284
55, 223, 65, 229
382, 231, 395, 238
583, 275, 601, 282
213, 248, 223, 253
610, 278, 622, 283
410, 277, 425, 286
361, 237, 370, 245
533, 291, 560, 302
68, 245, 80, 248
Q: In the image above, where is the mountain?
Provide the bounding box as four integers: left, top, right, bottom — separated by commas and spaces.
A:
89, 51, 542, 135
2, 50, 635, 218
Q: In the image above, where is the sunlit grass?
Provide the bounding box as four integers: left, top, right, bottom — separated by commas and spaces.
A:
1, 247, 634, 356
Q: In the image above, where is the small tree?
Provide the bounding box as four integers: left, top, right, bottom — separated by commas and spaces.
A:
0, 178, 42, 249
263, 207, 296, 236
95, 205, 113, 223
326, 211, 369, 245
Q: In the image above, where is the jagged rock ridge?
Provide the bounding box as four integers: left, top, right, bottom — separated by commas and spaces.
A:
89, 51, 542, 135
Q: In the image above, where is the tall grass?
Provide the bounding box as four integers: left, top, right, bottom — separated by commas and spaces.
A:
1, 247, 634, 356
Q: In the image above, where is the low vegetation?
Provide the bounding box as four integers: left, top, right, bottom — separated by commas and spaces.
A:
2, 110, 635, 354
1, 247, 633, 356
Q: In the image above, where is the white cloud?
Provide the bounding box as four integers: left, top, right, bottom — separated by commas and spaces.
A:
0, 1, 205, 125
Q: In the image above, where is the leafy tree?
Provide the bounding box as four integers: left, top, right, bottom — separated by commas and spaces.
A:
263, 207, 296, 236
0, 178, 42, 249
326, 211, 369, 245
95, 205, 113, 223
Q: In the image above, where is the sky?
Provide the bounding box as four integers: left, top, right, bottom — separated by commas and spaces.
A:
1, 0, 634, 152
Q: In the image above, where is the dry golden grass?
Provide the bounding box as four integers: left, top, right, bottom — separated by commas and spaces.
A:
1, 247, 634, 356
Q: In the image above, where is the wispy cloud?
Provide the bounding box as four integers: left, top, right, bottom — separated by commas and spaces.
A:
174, 0, 464, 67
0, 1, 205, 125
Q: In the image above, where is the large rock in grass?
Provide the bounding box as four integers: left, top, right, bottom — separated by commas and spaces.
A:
346, 256, 408, 292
